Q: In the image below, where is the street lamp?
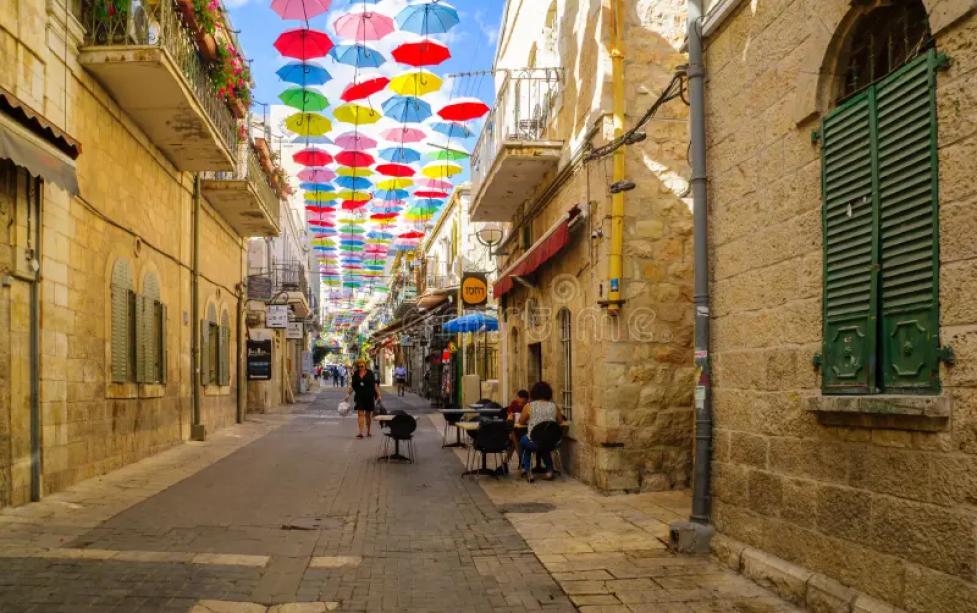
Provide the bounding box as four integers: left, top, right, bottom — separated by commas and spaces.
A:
475, 225, 507, 258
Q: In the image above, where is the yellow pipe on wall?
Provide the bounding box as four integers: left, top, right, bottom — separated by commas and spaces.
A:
607, 0, 625, 315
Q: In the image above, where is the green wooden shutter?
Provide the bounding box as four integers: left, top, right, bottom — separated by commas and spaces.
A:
158, 302, 167, 384
821, 90, 879, 394
135, 295, 148, 383
200, 320, 211, 386
219, 325, 231, 386
110, 285, 129, 383
876, 51, 941, 393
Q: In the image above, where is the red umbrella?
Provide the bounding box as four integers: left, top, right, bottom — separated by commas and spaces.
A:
437, 98, 490, 121
392, 39, 451, 67
371, 213, 398, 220
376, 163, 415, 177
340, 75, 390, 102
335, 150, 375, 167
414, 190, 448, 198
274, 29, 334, 60
341, 200, 368, 210
308, 219, 335, 227
398, 231, 425, 239
293, 147, 333, 166
305, 206, 335, 215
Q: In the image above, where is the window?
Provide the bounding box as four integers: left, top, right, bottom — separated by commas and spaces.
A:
135, 272, 166, 384
558, 309, 572, 420
201, 304, 218, 386
110, 260, 134, 383
219, 310, 231, 386
820, 35, 944, 394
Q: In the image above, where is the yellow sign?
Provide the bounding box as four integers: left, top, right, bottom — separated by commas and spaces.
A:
461, 272, 489, 308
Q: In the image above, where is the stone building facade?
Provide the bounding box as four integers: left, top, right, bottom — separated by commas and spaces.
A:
702, 0, 977, 610
474, 0, 694, 492
0, 0, 279, 507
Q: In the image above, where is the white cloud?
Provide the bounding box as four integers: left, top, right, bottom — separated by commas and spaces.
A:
473, 9, 499, 45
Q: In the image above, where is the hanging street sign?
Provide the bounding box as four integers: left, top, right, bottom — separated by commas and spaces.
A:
247, 340, 273, 380
460, 272, 489, 308
286, 321, 304, 339
267, 305, 289, 328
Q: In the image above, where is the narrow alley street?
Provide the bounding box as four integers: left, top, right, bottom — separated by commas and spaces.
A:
0, 389, 794, 613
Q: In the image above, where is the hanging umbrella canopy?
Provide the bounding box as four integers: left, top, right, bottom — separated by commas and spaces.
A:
277, 61, 332, 86
291, 135, 333, 146
420, 178, 453, 191
331, 44, 385, 68
367, 231, 394, 240
376, 163, 415, 177
335, 189, 372, 202
430, 147, 469, 161
375, 189, 409, 201
443, 312, 499, 333
414, 197, 445, 208
334, 10, 396, 41
334, 132, 378, 150
305, 190, 338, 202
381, 95, 431, 123
388, 71, 442, 96
333, 103, 383, 125
381, 126, 426, 143
279, 88, 330, 112
298, 167, 336, 182
438, 98, 490, 121
293, 147, 333, 166
307, 219, 335, 227
398, 231, 425, 239
414, 190, 448, 198
395, 1, 460, 35
335, 176, 372, 190
275, 29, 335, 60
378, 147, 421, 164
306, 205, 335, 214
271, 0, 332, 20
422, 162, 462, 178
431, 121, 473, 139
340, 75, 390, 102
285, 112, 333, 136
371, 212, 398, 220
300, 181, 334, 192
341, 200, 368, 210
376, 178, 413, 190
335, 150, 375, 167
392, 38, 450, 67
337, 166, 373, 177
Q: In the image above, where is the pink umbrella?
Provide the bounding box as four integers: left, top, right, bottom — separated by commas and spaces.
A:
437, 97, 490, 121
334, 132, 378, 150
381, 127, 426, 143
271, 0, 331, 20
421, 178, 452, 191
333, 11, 395, 42
298, 167, 336, 182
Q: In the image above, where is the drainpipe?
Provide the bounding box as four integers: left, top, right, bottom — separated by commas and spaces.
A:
28, 176, 42, 502
670, 0, 714, 554
236, 275, 246, 424
190, 175, 205, 441
606, 0, 626, 315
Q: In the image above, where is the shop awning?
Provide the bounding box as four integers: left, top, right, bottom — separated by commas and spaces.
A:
417, 290, 452, 311
493, 206, 581, 299
0, 87, 81, 195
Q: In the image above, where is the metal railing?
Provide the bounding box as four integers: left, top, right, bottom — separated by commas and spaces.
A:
203, 144, 281, 229
271, 262, 309, 299
471, 68, 563, 194
81, 0, 237, 155
424, 274, 457, 291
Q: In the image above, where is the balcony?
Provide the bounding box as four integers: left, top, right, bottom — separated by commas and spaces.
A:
271, 262, 311, 318
201, 144, 281, 237
79, 0, 236, 171
470, 69, 564, 222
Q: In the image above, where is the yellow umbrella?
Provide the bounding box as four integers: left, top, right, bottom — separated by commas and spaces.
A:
339, 217, 367, 224
335, 190, 372, 202
333, 103, 382, 125
305, 191, 338, 202
377, 178, 413, 190
285, 112, 332, 136
337, 167, 374, 177
421, 162, 463, 179
388, 71, 443, 96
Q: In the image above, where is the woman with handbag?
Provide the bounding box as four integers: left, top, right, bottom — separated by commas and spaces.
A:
349, 359, 381, 438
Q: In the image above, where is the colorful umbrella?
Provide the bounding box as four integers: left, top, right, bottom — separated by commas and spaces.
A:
370, 213, 398, 221
337, 166, 373, 177
334, 131, 378, 150
274, 29, 334, 60
285, 112, 332, 136
376, 178, 413, 190
381, 95, 431, 123
333, 103, 382, 125
375, 163, 415, 177
298, 167, 336, 182
378, 147, 421, 164
291, 135, 333, 145
376, 189, 409, 200
415, 190, 448, 198
335, 176, 373, 190
422, 162, 462, 178
305, 205, 335, 214
335, 150, 375, 167
430, 147, 469, 161
331, 44, 385, 68
300, 182, 334, 192
395, 2, 459, 35
276, 61, 331, 86
341, 200, 368, 211
392, 38, 451, 67
335, 190, 372, 202
271, 0, 332, 20
279, 88, 329, 112
334, 10, 396, 41
293, 148, 333, 166
388, 71, 442, 96
431, 121, 473, 139
340, 75, 390, 102
305, 190, 338, 202
420, 178, 452, 191
438, 98, 490, 121
381, 127, 426, 143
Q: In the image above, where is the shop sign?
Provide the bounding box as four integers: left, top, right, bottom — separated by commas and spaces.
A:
460, 272, 488, 308
247, 275, 273, 301
267, 305, 289, 328
247, 340, 272, 381
286, 321, 304, 339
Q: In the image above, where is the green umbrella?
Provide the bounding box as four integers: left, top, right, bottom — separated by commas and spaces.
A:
430, 147, 470, 161
279, 87, 330, 112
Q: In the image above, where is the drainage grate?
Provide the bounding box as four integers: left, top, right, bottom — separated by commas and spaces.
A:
499, 502, 556, 514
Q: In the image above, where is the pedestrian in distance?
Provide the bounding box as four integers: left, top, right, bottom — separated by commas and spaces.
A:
517, 382, 564, 482
503, 389, 530, 471
348, 359, 381, 438
394, 364, 408, 397
338, 364, 347, 388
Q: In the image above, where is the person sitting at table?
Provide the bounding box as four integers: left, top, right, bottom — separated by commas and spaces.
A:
502, 390, 530, 471
517, 382, 564, 482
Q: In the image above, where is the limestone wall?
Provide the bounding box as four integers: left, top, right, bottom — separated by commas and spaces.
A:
704, 1, 977, 609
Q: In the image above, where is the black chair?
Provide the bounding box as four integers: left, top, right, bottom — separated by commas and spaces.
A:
464, 421, 510, 478
528, 421, 564, 477
442, 411, 465, 447
381, 414, 417, 463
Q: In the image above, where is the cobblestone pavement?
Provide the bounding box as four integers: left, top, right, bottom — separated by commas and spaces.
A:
0, 389, 572, 612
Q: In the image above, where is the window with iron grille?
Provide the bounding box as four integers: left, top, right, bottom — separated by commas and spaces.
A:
559, 308, 572, 420
820, 4, 944, 395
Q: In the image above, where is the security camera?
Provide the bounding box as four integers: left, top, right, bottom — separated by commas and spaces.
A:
591, 229, 604, 239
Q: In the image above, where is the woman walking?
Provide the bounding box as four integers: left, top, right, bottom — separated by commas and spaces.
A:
349, 359, 381, 438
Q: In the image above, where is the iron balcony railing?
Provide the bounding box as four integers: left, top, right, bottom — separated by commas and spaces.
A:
424, 274, 457, 291
271, 262, 310, 299
81, 0, 237, 155
203, 144, 281, 228
470, 68, 563, 195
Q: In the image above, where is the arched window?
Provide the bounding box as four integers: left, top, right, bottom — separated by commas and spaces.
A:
110, 259, 134, 383
219, 310, 232, 386
819, 1, 942, 395
558, 308, 572, 421
201, 304, 219, 386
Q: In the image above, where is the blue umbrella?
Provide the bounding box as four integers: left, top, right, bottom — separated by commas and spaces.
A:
367, 231, 394, 240
300, 182, 334, 192
335, 176, 373, 190
443, 312, 499, 333
381, 95, 431, 123
431, 121, 473, 139
375, 189, 410, 201
331, 44, 385, 68
414, 198, 445, 208
395, 2, 460, 35
276, 62, 331, 86
291, 135, 333, 145
378, 147, 422, 164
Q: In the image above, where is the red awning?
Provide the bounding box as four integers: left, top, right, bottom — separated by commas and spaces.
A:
493, 206, 581, 299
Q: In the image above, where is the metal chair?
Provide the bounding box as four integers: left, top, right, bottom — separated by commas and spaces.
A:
382, 414, 418, 463
466, 420, 510, 478
528, 420, 564, 477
